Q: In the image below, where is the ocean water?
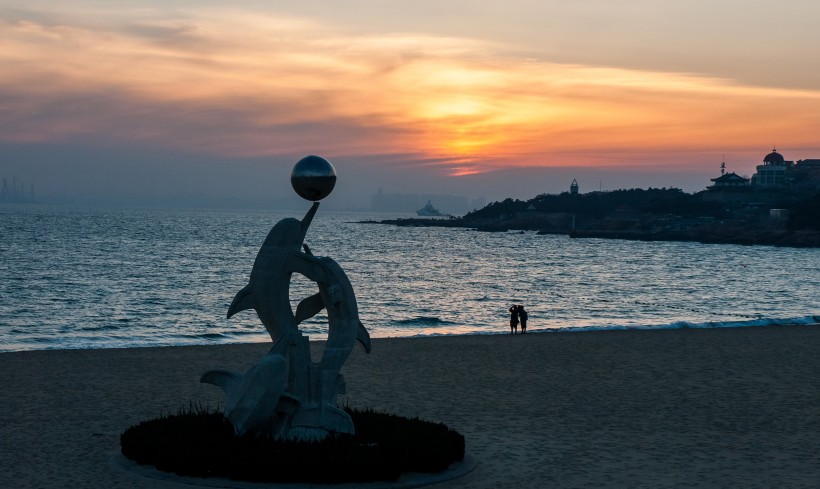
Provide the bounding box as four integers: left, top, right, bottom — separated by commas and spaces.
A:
1, 203, 818, 352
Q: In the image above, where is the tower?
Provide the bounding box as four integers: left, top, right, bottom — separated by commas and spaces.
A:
570, 179, 579, 195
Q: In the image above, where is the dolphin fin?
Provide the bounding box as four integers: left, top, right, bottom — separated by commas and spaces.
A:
357, 320, 372, 354
295, 293, 325, 324
200, 369, 241, 394
227, 284, 255, 319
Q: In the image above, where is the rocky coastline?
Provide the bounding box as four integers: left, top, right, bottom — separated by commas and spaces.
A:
366, 187, 820, 248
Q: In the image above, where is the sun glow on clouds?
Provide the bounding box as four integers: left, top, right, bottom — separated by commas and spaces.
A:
2, 6, 820, 176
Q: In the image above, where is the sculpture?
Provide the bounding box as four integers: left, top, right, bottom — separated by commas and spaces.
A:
202, 156, 371, 441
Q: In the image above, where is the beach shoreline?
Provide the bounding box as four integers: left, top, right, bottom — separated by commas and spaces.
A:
3, 324, 820, 488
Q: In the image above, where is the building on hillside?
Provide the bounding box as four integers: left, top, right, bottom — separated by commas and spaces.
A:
705, 148, 820, 204
570, 179, 579, 195
792, 159, 820, 190
704, 158, 750, 202
708, 172, 749, 189
749, 148, 820, 189
751, 148, 791, 187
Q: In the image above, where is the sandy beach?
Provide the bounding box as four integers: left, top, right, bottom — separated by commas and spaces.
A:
3, 325, 820, 488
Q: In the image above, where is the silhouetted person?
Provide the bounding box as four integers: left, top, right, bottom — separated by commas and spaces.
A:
509, 305, 519, 334
518, 305, 528, 333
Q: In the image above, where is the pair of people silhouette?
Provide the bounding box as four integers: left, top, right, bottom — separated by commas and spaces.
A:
508, 305, 528, 334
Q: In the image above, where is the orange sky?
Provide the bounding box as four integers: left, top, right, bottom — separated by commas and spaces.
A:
1, 1, 819, 203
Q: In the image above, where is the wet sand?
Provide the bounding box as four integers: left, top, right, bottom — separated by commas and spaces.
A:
2, 325, 820, 488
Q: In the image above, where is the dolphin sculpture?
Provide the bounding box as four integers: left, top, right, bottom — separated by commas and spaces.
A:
200, 353, 293, 437
226, 202, 319, 341
248, 244, 370, 438
203, 203, 318, 437
294, 244, 371, 355
203, 202, 371, 440
286, 247, 372, 437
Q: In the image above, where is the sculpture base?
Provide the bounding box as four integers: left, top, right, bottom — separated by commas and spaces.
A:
119, 406, 468, 485
202, 332, 357, 441
111, 453, 476, 489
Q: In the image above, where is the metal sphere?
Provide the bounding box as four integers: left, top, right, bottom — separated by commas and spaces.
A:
290, 155, 337, 201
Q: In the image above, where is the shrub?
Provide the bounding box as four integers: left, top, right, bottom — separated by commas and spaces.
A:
121, 405, 465, 484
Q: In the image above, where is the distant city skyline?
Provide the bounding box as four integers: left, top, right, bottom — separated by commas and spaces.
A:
2, 1, 819, 208
0, 176, 35, 203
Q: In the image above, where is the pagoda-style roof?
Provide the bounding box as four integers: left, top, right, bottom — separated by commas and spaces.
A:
711, 172, 748, 183
708, 172, 749, 189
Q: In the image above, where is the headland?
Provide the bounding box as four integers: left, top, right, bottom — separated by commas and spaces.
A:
371, 148, 820, 247
372, 187, 820, 248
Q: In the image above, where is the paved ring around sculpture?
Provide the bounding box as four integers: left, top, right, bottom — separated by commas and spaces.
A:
110, 452, 477, 489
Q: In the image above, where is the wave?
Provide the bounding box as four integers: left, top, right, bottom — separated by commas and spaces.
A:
4, 315, 817, 353
537, 315, 820, 334
392, 315, 820, 339
393, 316, 457, 326
230, 330, 265, 336
193, 332, 229, 340
79, 323, 126, 332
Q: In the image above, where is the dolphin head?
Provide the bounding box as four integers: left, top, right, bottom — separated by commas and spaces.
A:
262, 218, 304, 250
261, 202, 320, 250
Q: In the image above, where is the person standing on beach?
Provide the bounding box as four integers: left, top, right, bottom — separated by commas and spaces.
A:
509, 305, 519, 334
518, 305, 528, 334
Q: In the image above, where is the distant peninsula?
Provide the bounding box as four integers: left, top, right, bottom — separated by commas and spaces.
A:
370, 150, 820, 248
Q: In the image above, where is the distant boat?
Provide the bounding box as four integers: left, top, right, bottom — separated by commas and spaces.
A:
417, 201, 445, 217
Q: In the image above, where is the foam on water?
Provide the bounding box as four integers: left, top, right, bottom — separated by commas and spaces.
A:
1, 204, 818, 352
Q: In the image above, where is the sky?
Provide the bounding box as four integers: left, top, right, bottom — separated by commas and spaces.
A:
2, 0, 820, 210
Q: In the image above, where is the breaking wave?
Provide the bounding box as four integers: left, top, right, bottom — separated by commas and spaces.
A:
393, 316, 457, 326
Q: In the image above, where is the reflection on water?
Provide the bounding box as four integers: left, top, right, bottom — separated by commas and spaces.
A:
1, 204, 818, 351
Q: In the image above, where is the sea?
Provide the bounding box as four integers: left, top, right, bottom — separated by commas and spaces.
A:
1, 203, 818, 353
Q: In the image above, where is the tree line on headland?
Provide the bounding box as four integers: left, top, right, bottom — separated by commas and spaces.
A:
375, 187, 820, 248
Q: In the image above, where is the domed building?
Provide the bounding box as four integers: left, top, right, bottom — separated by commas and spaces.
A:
763, 149, 785, 165
751, 148, 792, 187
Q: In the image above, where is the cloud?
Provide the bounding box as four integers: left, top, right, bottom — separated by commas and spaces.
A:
2, 4, 820, 178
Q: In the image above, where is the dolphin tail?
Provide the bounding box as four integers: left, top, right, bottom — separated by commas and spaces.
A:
357, 320, 372, 354
295, 292, 325, 325
227, 284, 255, 319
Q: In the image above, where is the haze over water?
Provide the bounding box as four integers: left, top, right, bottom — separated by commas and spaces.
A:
1, 204, 818, 352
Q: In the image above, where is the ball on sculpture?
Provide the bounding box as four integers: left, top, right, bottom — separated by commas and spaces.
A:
291, 155, 337, 201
